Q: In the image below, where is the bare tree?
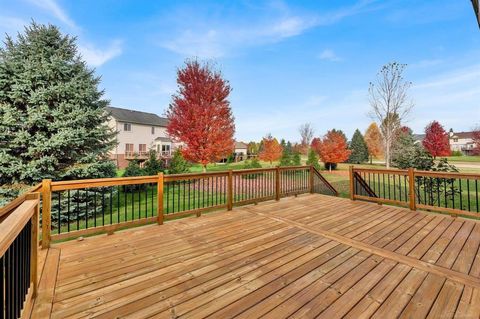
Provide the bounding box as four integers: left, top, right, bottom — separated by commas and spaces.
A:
368, 62, 413, 168
299, 123, 314, 147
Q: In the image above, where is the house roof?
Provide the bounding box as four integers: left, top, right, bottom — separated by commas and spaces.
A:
413, 134, 425, 141
106, 106, 169, 127
155, 137, 172, 143
235, 141, 248, 149
451, 131, 475, 139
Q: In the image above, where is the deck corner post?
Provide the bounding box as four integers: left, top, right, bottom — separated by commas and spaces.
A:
275, 166, 280, 201
349, 165, 355, 201
41, 179, 52, 249
157, 172, 164, 225
227, 170, 233, 211
309, 165, 314, 194
408, 167, 416, 211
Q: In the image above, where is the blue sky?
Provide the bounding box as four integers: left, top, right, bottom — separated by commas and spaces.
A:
1, 0, 479, 142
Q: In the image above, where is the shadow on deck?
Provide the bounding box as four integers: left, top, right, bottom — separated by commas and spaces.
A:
32, 194, 480, 318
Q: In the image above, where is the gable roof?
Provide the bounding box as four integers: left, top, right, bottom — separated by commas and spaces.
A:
106, 106, 169, 127
235, 141, 248, 149
451, 131, 475, 139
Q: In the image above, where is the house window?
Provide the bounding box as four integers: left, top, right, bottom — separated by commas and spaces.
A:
151, 127, 155, 134
162, 144, 171, 156
139, 144, 147, 154
125, 143, 134, 154
124, 123, 132, 131
453, 138, 458, 142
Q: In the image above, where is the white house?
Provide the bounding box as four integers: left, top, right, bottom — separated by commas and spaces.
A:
414, 128, 478, 155
106, 106, 175, 168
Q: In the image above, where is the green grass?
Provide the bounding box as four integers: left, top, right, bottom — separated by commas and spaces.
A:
440, 156, 480, 163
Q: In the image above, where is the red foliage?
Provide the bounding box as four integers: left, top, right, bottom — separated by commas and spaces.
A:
422, 121, 450, 158
316, 131, 351, 164
258, 136, 283, 164
166, 60, 235, 169
310, 137, 322, 154
472, 127, 480, 155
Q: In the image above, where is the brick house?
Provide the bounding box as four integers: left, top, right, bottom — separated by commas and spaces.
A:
106, 106, 175, 168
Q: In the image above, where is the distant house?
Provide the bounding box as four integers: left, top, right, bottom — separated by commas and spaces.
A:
234, 142, 248, 161
413, 128, 478, 155
106, 106, 176, 168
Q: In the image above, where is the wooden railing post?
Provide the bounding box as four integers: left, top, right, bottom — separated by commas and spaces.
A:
157, 173, 164, 225
275, 166, 280, 201
408, 168, 416, 211
227, 170, 233, 211
349, 166, 355, 201
309, 165, 314, 194
41, 179, 51, 249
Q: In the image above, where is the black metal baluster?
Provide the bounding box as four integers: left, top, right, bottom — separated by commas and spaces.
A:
102, 188, 106, 225
93, 189, 96, 228
467, 179, 471, 212
117, 186, 120, 223
83, 189, 88, 229
67, 190, 71, 233
459, 178, 463, 210
57, 192, 61, 234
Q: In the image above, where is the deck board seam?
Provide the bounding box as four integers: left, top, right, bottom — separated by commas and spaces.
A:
248, 207, 480, 289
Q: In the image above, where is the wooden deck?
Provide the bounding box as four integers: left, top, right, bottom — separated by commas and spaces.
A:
31, 194, 480, 318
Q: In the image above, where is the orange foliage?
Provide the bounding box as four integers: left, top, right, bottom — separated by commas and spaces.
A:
259, 136, 283, 164
316, 130, 351, 164
364, 122, 383, 159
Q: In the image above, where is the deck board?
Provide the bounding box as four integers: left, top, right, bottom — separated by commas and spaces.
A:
31, 194, 480, 318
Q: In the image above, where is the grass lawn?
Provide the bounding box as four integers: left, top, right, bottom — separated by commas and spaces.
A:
441, 156, 480, 162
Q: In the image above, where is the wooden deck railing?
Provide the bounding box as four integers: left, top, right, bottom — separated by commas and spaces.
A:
0, 192, 40, 319
36, 165, 337, 247
350, 166, 480, 219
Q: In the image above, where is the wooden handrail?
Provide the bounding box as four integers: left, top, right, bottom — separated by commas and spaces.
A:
0, 183, 41, 218
0, 193, 39, 318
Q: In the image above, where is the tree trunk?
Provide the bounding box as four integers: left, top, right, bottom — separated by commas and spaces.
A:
202, 165, 207, 173
385, 142, 390, 168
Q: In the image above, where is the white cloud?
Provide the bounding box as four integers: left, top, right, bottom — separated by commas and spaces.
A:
158, 0, 379, 58
409, 64, 480, 132
318, 49, 342, 62
78, 40, 123, 67
27, 0, 76, 29
0, 16, 28, 33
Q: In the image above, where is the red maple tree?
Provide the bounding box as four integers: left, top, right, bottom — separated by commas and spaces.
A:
472, 127, 480, 155
316, 130, 351, 171
258, 135, 283, 165
166, 60, 235, 172
310, 137, 322, 155
422, 121, 450, 159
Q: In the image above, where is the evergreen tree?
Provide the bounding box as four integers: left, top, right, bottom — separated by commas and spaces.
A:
0, 23, 116, 186
122, 158, 145, 191
143, 150, 165, 175
292, 151, 301, 166
347, 129, 369, 164
279, 148, 293, 166
168, 149, 191, 174
391, 128, 433, 170
306, 149, 320, 170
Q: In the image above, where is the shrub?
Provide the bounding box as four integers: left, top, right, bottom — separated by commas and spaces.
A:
451, 150, 463, 157
123, 159, 145, 190
143, 150, 165, 175
168, 149, 191, 174
306, 149, 321, 170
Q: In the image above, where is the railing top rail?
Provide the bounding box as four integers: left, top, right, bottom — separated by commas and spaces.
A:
278, 165, 310, 170
351, 167, 409, 175
232, 167, 276, 174
414, 170, 480, 180
0, 196, 38, 256
48, 166, 317, 191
